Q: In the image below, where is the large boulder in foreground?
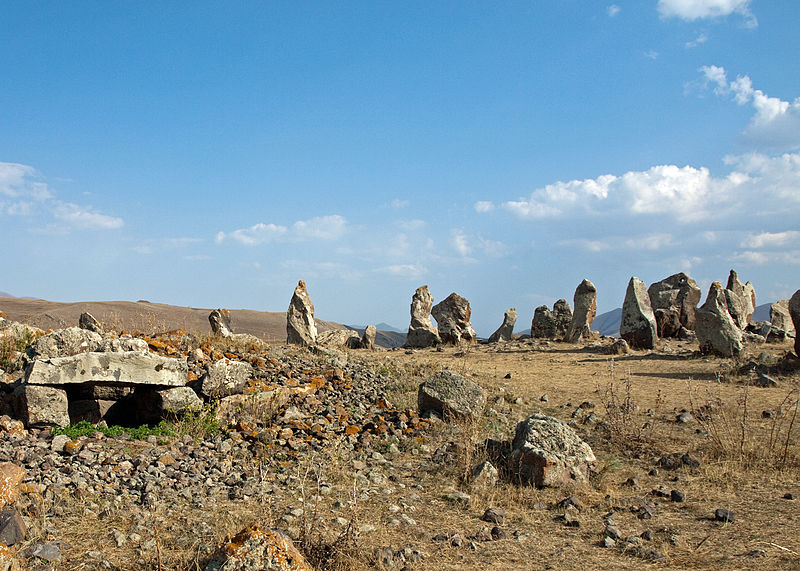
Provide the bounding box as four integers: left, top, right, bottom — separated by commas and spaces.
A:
510, 414, 596, 488
790, 290, 800, 357
205, 524, 312, 571
431, 293, 477, 345
418, 371, 485, 421
286, 280, 317, 346
405, 285, 441, 348
696, 282, 743, 357
564, 279, 597, 342
647, 272, 701, 335
488, 308, 517, 343
25, 351, 188, 387
620, 277, 657, 349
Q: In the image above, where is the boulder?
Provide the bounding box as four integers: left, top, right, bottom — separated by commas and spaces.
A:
790, 290, 800, 357
97, 336, 149, 353
725, 270, 756, 328
78, 312, 102, 333
154, 387, 203, 414
25, 351, 188, 387
654, 308, 682, 339
361, 325, 377, 350
0, 509, 26, 546
418, 370, 485, 421
432, 293, 477, 345
33, 327, 102, 359
620, 277, 657, 349
510, 414, 596, 488
13, 385, 69, 426
532, 300, 572, 339
565, 279, 597, 342
316, 329, 361, 349
209, 309, 233, 338
200, 360, 254, 398
286, 280, 317, 346
647, 272, 701, 333
205, 525, 312, 571
405, 286, 441, 348
770, 300, 795, 337
488, 308, 517, 343
0, 464, 25, 508
696, 282, 743, 357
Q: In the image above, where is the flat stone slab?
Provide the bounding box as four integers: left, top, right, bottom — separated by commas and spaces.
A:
25, 351, 188, 387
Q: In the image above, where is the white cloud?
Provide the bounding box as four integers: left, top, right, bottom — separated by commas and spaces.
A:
658, 0, 756, 26
740, 231, 800, 249
380, 264, 427, 279
217, 222, 288, 245
644, 50, 659, 60
558, 238, 611, 252
474, 201, 495, 213
0, 162, 53, 200
700, 65, 800, 150
217, 214, 349, 246
625, 233, 673, 250
397, 219, 426, 231
292, 215, 348, 240
731, 250, 769, 264
390, 198, 410, 209
133, 237, 203, 255
686, 33, 708, 48
607, 4, 620, 17
53, 202, 123, 230
451, 229, 472, 257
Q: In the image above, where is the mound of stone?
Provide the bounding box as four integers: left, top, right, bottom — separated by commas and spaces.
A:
418, 371, 485, 421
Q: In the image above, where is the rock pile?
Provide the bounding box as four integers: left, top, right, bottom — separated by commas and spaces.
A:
564, 279, 596, 343
488, 308, 516, 343
531, 300, 572, 340
286, 280, 317, 347
620, 277, 657, 350
431, 293, 476, 345
405, 286, 441, 348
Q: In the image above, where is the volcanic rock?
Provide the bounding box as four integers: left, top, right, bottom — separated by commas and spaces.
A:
286, 280, 317, 347
316, 329, 361, 349
418, 370, 485, 421
13, 385, 69, 426
78, 312, 102, 333
620, 277, 657, 349
209, 309, 233, 338
770, 300, 795, 338
696, 282, 743, 357
532, 300, 572, 339
200, 360, 254, 398
565, 279, 597, 342
361, 325, 377, 350
647, 273, 701, 334
725, 270, 756, 328
205, 525, 312, 571
405, 286, 441, 348
33, 327, 102, 359
431, 293, 477, 345
488, 308, 517, 343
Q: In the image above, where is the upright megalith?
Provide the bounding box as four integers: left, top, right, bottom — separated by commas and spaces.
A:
696, 282, 743, 357
647, 272, 701, 337
209, 309, 233, 338
432, 293, 477, 345
78, 312, 102, 333
789, 290, 800, 357
405, 286, 441, 348
531, 300, 572, 339
488, 308, 517, 343
620, 277, 657, 350
565, 279, 597, 342
725, 270, 756, 329
770, 300, 794, 337
361, 325, 377, 350
286, 280, 317, 346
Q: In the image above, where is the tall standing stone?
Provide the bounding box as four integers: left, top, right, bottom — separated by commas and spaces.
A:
696, 282, 743, 357
789, 290, 800, 358
620, 277, 657, 350
565, 279, 597, 342
286, 280, 317, 346
361, 325, 377, 350
405, 286, 441, 348
770, 300, 795, 337
209, 309, 234, 338
488, 308, 517, 343
531, 300, 572, 339
78, 312, 103, 333
647, 272, 702, 336
432, 293, 477, 345
725, 270, 756, 329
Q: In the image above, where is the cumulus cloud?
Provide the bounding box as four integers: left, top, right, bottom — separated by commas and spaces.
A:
379, 264, 427, 279
700, 65, 800, 149
474, 201, 494, 213
644, 50, 659, 60
217, 215, 348, 246
52, 202, 124, 230
0, 162, 53, 200
658, 0, 756, 26
451, 230, 472, 257
740, 231, 800, 249
607, 4, 620, 17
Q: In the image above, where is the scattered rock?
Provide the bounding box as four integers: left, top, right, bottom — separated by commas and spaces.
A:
620, 277, 657, 349
488, 308, 517, 343
714, 509, 735, 523
0, 510, 26, 546
286, 280, 317, 347
470, 461, 498, 489
431, 293, 477, 345
565, 279, 597, 342
418, 371, 485, 421
481, 507, 505, 525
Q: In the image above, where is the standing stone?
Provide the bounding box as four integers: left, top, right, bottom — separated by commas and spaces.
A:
431, 293, 477, 345
531, 300, 572, 339
647, 272, 702, 334
790, 290, 800, 358
209, 309, 233, 338
620, 277, 657, 350
565, 279, 597, 342
405, 286, 441, 348
78, 312, 102, 333
361, 325, 377, 350
286, 280, 317, 346
488, 308, 517, 343
770, 300, 795, 337
725, 270, 756, 328
696, 282, 743, 357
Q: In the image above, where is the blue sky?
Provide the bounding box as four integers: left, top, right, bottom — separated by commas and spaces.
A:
2, 1, 799, 335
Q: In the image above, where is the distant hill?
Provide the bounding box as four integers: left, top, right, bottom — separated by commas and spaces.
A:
345, 325, 406, 348
752, 303, 771, 323
593, 308, 622, 337
0, 291, 15, 298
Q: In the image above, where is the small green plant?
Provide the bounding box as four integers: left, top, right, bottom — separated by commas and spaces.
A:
0, 326, 42, 370
167, 405, 221, 440
52, 420, 175, 440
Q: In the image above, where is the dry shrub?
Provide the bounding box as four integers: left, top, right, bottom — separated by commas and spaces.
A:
600, 371, 662, 453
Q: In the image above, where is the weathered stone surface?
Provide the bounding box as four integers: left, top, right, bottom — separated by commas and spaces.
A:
286, 280, 317, 346
790, 290, 800, 357
0, 464, 25, 508
361, 325, 377, 350
696, 282, 743, 357
200, 360, 253, 398
405, 286, 441, 348
565, 279, 597, 342
418, 370, 485, 421
0, 510, 26, 546
97, 337, 149, 353
209, 309, 233, 338
78, 312, 102, 333
33, 327, 102, 359
470, 461, 498, 489
770, 300, 795, 337
316, 329, 361, 349
654, 308, 682, 339
488, 308, 517, 343
620, 277, 657, 349
510, 414, 596, 488
432, 293, 477, 345
14, 386, 69, 426
205, 525, 312, 571
67, 399, 117, 424
532, 300, 572, 339
726, 270, 756, 328
151, 387, 203, 415
647, 272, 701, 333
25, 351, 188, 387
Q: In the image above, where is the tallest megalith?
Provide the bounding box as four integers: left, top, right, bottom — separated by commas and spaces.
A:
286, 280, 317, 346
